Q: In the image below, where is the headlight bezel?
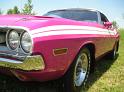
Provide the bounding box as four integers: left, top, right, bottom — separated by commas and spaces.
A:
6, 29, 33, 54
6, 30, 20, 51
20, 31, 33, 53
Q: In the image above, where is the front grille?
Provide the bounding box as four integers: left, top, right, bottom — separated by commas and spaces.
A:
0, 32, 6, 44
0, 27, 30, 61
0, 30, 8, 54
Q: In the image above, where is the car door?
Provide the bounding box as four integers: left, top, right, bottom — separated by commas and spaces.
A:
99, 13, 114, 53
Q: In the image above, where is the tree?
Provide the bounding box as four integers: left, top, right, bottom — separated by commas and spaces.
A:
13, 6, 20, 14
112, 21, 118, 29
6, 0, 35, 15
22, 0, 35, 15
7, 9, 13, 14
7, 6, 20, 14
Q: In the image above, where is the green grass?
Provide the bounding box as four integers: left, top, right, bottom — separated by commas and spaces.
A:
83, 29, 124, 92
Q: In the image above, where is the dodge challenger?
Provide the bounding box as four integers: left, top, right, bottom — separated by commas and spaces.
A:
0, 8, 119, 92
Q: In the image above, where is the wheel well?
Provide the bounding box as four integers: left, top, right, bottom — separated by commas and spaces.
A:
84, 44, 95, 57
83, 43, 95, 72
64, 43, 96, 76
116, 41, 119, 52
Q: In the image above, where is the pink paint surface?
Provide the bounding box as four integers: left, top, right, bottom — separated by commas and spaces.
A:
0, 14, 119, 81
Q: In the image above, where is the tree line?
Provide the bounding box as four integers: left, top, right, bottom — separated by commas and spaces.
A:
0, 0, 35, 15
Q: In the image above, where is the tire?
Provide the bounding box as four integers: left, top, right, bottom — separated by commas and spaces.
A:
109, 43, 117, 60
64, 47, 91, 92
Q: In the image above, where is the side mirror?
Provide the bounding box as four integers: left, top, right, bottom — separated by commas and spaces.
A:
104, 22, 112, 28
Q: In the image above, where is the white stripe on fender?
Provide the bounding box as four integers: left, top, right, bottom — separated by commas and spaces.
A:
31, 25, 106, 34
32, 30, 114, 38
30, 25, 117, 38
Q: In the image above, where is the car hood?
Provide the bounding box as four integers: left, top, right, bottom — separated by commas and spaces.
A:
0, 14, 102, 34
0, 14, 54, 30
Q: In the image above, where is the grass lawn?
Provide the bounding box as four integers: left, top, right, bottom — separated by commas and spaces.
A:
83, 29, 124, 92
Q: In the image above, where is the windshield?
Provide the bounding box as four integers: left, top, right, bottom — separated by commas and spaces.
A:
44, 10, 98, 23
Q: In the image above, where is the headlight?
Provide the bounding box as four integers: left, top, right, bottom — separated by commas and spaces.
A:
6, 30, 19, 50
20, 32, 32, 53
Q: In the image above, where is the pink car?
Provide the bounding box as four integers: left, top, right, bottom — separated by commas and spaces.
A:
0, 8, 119, 92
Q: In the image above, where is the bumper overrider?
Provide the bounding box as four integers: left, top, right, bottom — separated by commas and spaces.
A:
0, 55, 45, 71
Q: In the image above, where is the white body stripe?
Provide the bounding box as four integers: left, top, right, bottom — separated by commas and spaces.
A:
31, 25, 108, 34
32, 30, 105, 38
31, 25, 117, 38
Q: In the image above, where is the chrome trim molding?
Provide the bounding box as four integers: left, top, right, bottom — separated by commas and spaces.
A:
0, 55, 45, 71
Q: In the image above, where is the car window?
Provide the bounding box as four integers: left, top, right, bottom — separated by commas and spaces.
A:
44, 10, 98, 23
100, 13, 109, 25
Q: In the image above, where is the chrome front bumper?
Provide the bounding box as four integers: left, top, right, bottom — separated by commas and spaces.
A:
0, 55, 45, 71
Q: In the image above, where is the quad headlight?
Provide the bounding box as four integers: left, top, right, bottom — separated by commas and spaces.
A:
20, 32, 32, 53
6, 30, 32, 53
6, 30, 20, 50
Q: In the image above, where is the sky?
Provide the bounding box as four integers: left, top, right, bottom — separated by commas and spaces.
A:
0, 0, 124, 28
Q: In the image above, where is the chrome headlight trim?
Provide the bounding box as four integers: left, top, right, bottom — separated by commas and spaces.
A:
20, 31, 33, 53
4, 26, 33, 54
6, 30, 20, 51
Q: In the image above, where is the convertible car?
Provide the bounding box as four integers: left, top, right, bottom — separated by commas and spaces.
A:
0, 8, 119, 92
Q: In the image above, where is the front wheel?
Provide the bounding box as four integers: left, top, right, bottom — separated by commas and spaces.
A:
64, 47, 91, 92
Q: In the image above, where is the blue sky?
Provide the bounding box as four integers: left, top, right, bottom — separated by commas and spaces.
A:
0, 0, 124, 28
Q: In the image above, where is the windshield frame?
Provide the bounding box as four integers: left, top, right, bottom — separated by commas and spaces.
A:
44, 9, 98, 23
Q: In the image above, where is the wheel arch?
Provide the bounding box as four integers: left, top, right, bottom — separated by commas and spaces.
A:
116, 41, 119, 52
65, 42, 96, 75
80, 43, 96, 72
113, 40, 119, 52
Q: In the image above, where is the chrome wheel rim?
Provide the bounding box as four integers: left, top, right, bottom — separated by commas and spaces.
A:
74, 53, 89, 87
